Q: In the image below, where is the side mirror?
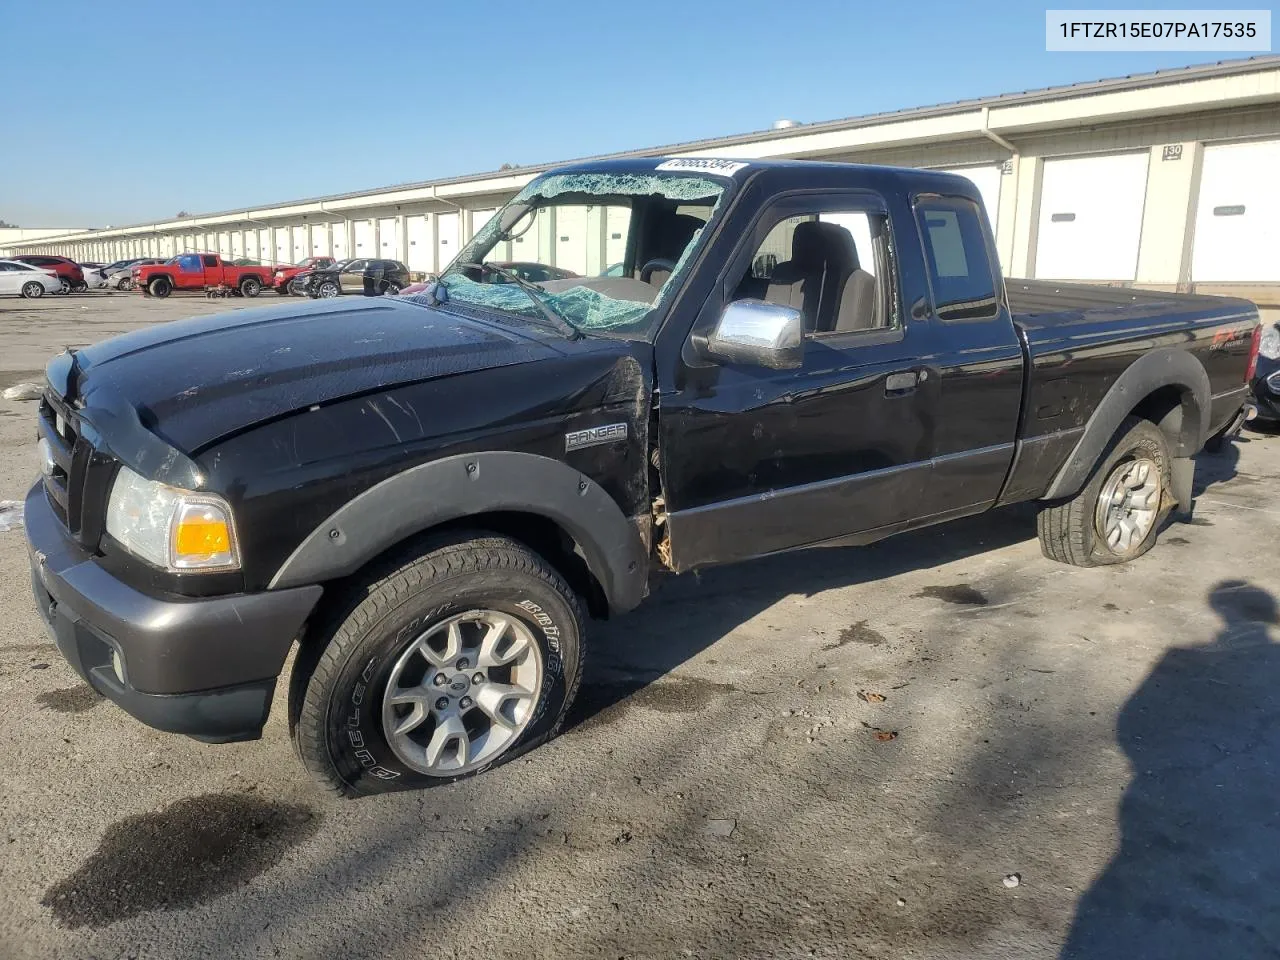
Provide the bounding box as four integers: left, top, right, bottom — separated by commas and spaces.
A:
704, 299, 803, 370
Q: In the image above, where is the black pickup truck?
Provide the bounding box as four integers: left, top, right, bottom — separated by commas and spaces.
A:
25, 157, 1260, 796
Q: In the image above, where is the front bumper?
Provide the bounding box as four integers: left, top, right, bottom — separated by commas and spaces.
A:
25, 483, 322, 742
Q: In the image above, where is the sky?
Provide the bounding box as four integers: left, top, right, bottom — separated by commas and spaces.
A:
0, 0, 1260, 228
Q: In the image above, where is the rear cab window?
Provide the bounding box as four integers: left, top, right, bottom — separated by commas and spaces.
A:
914, 196, 1000, 321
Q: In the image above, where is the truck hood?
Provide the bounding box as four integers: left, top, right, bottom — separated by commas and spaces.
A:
54, 297, 560, 457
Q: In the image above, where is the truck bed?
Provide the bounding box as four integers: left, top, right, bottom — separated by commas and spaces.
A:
995, 278, 1258, 505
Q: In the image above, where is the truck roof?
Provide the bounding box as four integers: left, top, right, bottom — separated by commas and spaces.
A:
548, 155, 983, 203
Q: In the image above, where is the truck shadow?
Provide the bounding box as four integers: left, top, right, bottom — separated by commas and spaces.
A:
565, 502, 1038, 731
1191, 440, 1242, 496
1061, 580, 1280, 958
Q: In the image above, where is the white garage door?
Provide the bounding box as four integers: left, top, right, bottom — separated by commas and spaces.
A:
437, 212, 459, 269
246, 230, 260, 261
936, 165, 1003, 238
1192, 139, 1280, 282
470, 208, 496, 240
1035, 152, 1149, 281
291, 227, 308, 264
406, 216, 429, 271
354, 220, 375, 257
311, 224, 329, 257
378, 217, 400, 261
555, 205, 589, 275
231, 232, 244, 259
275, 230, 289, 265
218, 232, 233, 259
331, 222, 348, 261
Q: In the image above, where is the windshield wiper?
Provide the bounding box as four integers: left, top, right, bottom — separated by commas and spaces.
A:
447, 262, 579, 339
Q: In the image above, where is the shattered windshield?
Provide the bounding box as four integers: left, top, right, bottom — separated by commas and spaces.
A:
432, 170, 728, 340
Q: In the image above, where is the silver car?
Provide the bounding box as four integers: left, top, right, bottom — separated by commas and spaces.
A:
0, 259, 61, 298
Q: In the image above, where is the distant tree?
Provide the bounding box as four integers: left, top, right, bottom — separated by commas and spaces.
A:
499, 163, 516, 171
0, 219, 15, 228
175, 211, 192, 218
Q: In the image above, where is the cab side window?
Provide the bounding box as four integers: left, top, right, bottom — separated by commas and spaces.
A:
202, 255, 218, 268
914, 198, 999, 321
178, 254, 202, 271
730, 207, 895, 336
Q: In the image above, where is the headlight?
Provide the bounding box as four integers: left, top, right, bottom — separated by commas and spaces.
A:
1266, 369, 1280, 394
1260, 323, 1280, 361
105, 466, 239, 571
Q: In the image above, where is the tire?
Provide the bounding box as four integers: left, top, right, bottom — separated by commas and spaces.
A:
239, 276, 262, 298
58, 277, 71, 295
315, 280, 339, 299
1037, 416, 1173, 567
20, 281, 44, 299
381, 281, 400, 296
71, 282, 87, 293
148, 276, 171, 299
290, 533, 585, 797
119, 278, 135, 291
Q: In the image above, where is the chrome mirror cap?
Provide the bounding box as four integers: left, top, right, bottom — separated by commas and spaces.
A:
706, 299, 803, 369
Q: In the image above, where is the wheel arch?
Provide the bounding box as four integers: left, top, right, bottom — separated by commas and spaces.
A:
269, 451, 649, 616
1042, 348, 1210, 500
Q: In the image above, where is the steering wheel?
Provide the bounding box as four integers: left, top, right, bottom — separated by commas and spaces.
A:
639, 258, 677, 284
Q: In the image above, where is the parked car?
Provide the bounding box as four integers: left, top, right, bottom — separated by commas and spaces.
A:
133, 253, 274, 298
24, 158, 1259, 796
106, 259, 164, 290
0, 259, 61, 298
270, 256, 336, 295
1248, 320, 1280, 425
12, 255, 85, 294
303, 258, 409, 298
78, 262, 108, 288
103, 258, 151, 279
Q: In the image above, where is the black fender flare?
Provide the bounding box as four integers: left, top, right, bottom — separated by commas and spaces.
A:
268, 451, 649, 614
1042, 347, 1210, 500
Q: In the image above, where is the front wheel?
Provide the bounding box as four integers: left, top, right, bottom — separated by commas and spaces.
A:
58, 278, 71, 295
20, 281, 44, 299
314, 280, 339, 299
240, 276, 262, 298
1038, 416, 1172, 567
147, 276, 171, 298
381, 281, 400, 296
290, 534, 585, 796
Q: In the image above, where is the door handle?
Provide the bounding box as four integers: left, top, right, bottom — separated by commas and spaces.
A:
885, 371, 919, 396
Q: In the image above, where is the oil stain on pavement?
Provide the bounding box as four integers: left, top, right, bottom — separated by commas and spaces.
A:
42, 793, 321, 929
823, 621, 887, 650
36, 685, 101, 713
916, 584, 989, 606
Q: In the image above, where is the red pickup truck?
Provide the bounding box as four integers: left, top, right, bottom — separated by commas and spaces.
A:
269, 256, 335, 295
134, 253, 274, 299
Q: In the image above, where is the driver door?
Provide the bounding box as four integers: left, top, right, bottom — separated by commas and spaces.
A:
0, 263, 21, 295
658, 191, 936, 571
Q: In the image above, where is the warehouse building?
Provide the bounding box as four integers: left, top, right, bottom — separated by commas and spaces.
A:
4, 56, 1279, 320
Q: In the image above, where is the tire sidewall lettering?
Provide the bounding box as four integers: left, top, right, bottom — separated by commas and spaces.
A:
327, 583, 577, 793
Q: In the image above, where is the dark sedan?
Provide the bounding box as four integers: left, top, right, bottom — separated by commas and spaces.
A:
1249, 321, 1280, 425
303, 258, 410, 298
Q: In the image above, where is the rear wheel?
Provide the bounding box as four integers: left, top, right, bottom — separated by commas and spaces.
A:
290, 533, 585, 796
381, 281, 400, 296
148, 276, 171, 298
58, 277, 71, 295
239, 276, 262, 298
71, 281, 87, 293
20, 281, 44, 299
1038, 416, 1172, 566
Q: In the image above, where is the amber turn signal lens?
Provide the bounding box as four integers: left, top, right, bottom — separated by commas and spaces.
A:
170, 500, 238, 569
